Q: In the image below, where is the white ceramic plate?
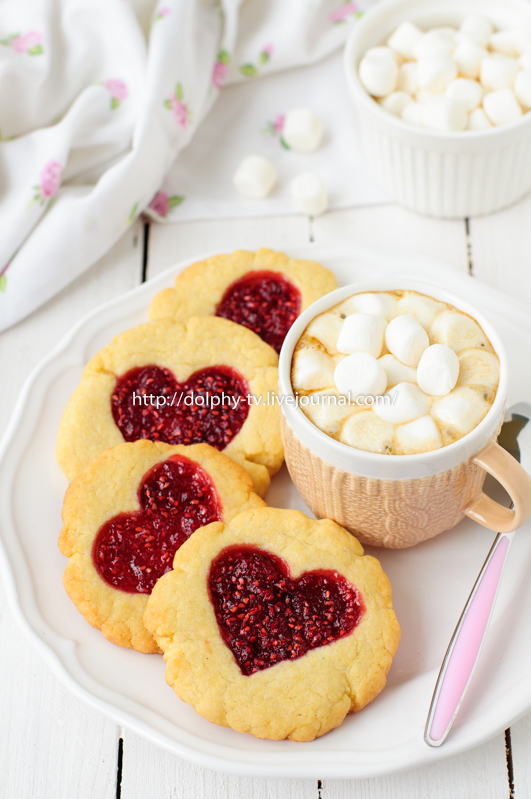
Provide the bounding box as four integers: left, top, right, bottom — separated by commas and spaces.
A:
1, 244, 531, 779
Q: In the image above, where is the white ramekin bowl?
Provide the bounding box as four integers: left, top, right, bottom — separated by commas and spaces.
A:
344, 0, 531, 218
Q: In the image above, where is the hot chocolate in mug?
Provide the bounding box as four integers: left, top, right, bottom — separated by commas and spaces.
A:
278, 279, 531, 548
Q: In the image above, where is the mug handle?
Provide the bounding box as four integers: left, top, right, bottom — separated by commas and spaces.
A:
464, 441, 531, 532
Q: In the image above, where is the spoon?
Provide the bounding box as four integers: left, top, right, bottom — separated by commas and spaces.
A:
424, 402, 531, 747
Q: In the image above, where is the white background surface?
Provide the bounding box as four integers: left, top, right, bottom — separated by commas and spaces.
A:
2, 198, 531, 796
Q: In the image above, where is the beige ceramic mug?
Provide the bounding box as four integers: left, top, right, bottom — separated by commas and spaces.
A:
278, 279, 531, 548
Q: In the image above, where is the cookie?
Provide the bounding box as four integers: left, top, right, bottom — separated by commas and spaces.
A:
56, 316, 282, 496
59, 440, 266, 653
144, 507, 400, 741
148, 248, 337, 354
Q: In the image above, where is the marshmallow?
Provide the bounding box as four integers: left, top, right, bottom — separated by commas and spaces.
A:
292, 346, 335, 390
334, 352, 387, 399
467, 107, 493, 130
349, 292, 397, 321
291, 173, 328, 216
401, 101, 423, 126
416, 344, 460, 396
457, 348, 500, 390
412, 30, 455, 60
445, 78, 483, 112
373, 382, 431, 424
387, 21, 423, 60
305, 312, 343, 352
515, 69, 531, 108
283, 108, 324, 153
385, 314, 429, 367
490, 29, 528, 59
480, 55, 519, 91
380, 91, 413, 117
299, 389, 356, 435
394, 415, 442, 454
378, 354, 417, 388
233, 156, 277, 199
483, 88, 523, 126
519, 51, 531, 70
337, 313, 387, 358
396, 294, 445, 329
431, 386, 490, 436
429, 311, 491, 352
359, 48, 398, 97
339, 410, 394, 454
453, 40, 487, 80
417, 53, 457, 93
397, 62, 419, 95
422, 97, 467, 131
459, 15, 493, 48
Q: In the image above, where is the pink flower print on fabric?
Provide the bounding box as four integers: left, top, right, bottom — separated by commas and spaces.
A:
146, 191, 185, 219
31, 160, 62, 205
212, 50, 230, 89
260, 43, 273, 63
164, 83, 193, 128
104, 79, 129, 109
329, 2, 362, 24
1, 30, 43, 55
240, 44, 274, 77
264, 114, 289, 149
152, 7, 171, 24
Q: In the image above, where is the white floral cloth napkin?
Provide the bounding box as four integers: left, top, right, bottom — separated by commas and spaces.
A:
0, 0, 381, 332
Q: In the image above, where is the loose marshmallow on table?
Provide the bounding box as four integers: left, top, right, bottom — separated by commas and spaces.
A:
417, 53, 457, 93
385, 315, 429, 367
397, 62, 419, 95
334, 353, 387, 399
233, 156, 277, 199
480, 55, 519, 90
387, 21, 423, 60
283, 108, 324, 153
459, 15, 493, 48
291, 173, 328, 216
445, 78, 483, 112
348, 292, 397, 321
483, 88, 523, 126
412, 29, 455, 60
373, 382, 431, 424
359, 47, 398, 97
292, 346, 335, 390
416, 344, 460, 396
422, 97, 467, 131
395, 415, 442, 454
380, 91, 413, 117
305, 312, 344, 352
515, 69, 531, 108
337, 313, 387, 358
453, 40, 487, 80
378, 354, 417, 388
468, 108, 493, 130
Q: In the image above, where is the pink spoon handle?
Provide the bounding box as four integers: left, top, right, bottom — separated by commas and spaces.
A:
425, 533, 512, 746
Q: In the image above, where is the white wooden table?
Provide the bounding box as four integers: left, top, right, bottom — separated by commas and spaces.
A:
2, 198, 531, 798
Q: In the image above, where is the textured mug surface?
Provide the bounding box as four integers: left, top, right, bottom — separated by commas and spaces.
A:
278, 279, 519, 548
344, 0, 531, 218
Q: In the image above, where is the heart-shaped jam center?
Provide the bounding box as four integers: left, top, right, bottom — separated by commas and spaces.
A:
111, 365, 249, 451
208, 545, 364, 675
93, 455, 221, 594
215, 270, 301, 354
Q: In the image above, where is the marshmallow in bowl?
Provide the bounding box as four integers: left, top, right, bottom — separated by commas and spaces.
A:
337, 313, 387, 357
283, 108, 324, 153
291, 173, 328, 216
334, 352, 388, 399
233, 156, 277, 199
416, 344, 460, 396
358, 14, 531, 131
385, 315, 429, 366
291, 289, 500, 456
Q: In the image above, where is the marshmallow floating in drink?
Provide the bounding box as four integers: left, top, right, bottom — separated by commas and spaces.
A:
337, 313, 387, 358
358, 14, 531, 130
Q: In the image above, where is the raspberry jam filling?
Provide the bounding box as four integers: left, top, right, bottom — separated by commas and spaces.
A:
93, 455, 221, 594
111, 365, 249, 451
208, 545, 364, 675
215, 270, 301, 354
